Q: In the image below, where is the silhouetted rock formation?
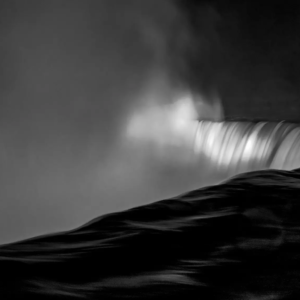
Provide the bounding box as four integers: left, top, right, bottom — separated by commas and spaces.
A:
1, 168, 300, 299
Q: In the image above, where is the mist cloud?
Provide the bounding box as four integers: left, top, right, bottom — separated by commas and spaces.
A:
0, 0, 223, 244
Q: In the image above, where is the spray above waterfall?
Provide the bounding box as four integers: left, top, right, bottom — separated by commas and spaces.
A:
124, 92, 223, 163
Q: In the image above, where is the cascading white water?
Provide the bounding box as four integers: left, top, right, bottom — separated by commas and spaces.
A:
193, 120, 300, 172
125, 95, 300, 173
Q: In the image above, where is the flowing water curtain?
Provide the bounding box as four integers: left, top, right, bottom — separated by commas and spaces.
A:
193, 120, 300, 172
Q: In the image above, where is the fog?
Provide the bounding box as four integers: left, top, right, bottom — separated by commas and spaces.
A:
0, 0, 225, 244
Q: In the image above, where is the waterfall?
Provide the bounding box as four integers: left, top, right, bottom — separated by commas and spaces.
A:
193, 120, 300, 172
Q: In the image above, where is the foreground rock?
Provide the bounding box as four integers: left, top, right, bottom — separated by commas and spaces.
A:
1, 168, 300, 299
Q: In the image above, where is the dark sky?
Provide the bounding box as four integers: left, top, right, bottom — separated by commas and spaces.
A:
180, 1, 300, 121
0, 0, 299, 244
